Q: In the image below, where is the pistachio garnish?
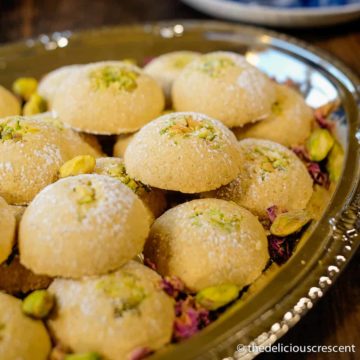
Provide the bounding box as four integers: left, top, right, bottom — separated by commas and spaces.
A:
90, 65, 139, 92
59, 155, 96, 178
326, 141, 344, 182
306, 129, 334, 162
22, 290, 54, 319
196, 56, 235, 77
270, 209, 312, 237
191, 208, 242, 233
64, 353, 101, 360
12, 77, 38, 100
196, 284, 239, 310
23, 93, 47, 116
73, 182, 96, 205
0, 118, 38, 142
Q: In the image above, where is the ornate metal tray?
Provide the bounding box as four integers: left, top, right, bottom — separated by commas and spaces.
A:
0, 21, 359, 360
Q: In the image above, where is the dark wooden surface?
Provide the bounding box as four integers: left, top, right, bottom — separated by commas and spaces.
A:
0, 1, 359, 359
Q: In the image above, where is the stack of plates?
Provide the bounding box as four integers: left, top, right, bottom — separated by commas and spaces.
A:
182, 0, 360, 27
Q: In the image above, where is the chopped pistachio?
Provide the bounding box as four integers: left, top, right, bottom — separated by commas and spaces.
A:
90, 65, 139, 92
306, 129, 334, 162
64, 353, 101, 360
0, 118, 38, 142
23, 93, 47, 116
73, 182, 96, 205
326, 141, 344, 182
59, 155, 96, 178
197, 56, 235, 77
196, 284, 239, 310
12, 77, 38, 100
22, 290, 54, 319
270, 210, 312, 237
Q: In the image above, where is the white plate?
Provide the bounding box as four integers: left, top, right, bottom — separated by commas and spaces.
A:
182, 0, 360, 27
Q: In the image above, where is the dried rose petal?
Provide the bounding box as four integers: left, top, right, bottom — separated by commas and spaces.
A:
268, 235, 294, 265
292, 146, 310, 162
160, 276, 185, 298
307, 162, 330, 188
173, 296, 211, 342
266, 205, 279, 223
314, 112, 334, 132
129, 347, 153, 360
144, 257, 157, 271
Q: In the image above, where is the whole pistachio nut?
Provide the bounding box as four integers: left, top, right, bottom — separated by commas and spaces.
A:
195, 284, 239, 310
306, 128, 334, 162
12, 77, 38, 100
59, 155, 96, 178
326, 141, 344, 182
64, 353, 101, 360
270, 210, 312, 237
22, 289, 54, 319
23, 93, 47, 116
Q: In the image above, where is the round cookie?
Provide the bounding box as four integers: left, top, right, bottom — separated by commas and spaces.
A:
144, 198, 269, 292
144, 51, 200, 104
124, 112, 241, 193
19, 174, 150, 278
0, 85, 21, 118
47, 261, 174, 359
172, 51, 276, 127
233, 83, 313, 147
208, 139, 313, 218
0, 292, 51, 360
52, 61, 165, 134
113, 132, 136, 158
0, 115, 101, 205
0, 197, 16, 264
38, 64, 82, 106
94, 157, 166, 219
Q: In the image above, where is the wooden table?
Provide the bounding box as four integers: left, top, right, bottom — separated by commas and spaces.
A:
0, 1, 359, 359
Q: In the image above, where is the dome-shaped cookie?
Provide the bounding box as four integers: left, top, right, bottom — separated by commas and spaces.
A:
144, 51, 200, 104
19, 174, 150, 278
52, 61, 165, 134
233, 84, 313, 147
172, 51, 276, 127
113, 132, 136, 158
0, 115, 101, 205
0, 197, 16, 264
38, 64, 81, 106
124, 112, 240, 193
144, 198, 269, 291
94, 157, 166, 219
0, 85, 21, 118
47, 261, 174, 359
208, 139, 313, 218
0, 292, 51, 360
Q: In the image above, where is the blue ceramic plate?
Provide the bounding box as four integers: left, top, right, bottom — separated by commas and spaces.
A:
182, 0, 360, 27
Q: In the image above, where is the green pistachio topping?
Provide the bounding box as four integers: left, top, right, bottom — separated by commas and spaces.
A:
191, 208, 242, 233
270, 209, 312, 237
196, 284, 239, 310
251, 146, 290, 174
90, 65, 139, 92
23, 93, 47, 116
60, 155, 96, 178
306, 128, 335, 162
73, 182, 96, 205
97, 272, 146, 317
22, 290, 54, 319
12, 77, 38, 101
326, 141, 344, 182
196, 56, 235, 77
64, 353, 102, 360
0, 118, 38, 142
160, 116, 218, 142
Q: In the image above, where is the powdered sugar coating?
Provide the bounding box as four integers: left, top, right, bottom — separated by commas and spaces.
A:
0, 196, 16, 264
0, 292, 51, 360
207, 139, 314, 218
233, 83, 313, 147
52, 61, 165, 134
144, 198, 269, 291
172, 51, 276, 127
0, 115, 101, 205
48, 261, 174, 359
19, 174, 150, 278
124, 112, 241, 193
